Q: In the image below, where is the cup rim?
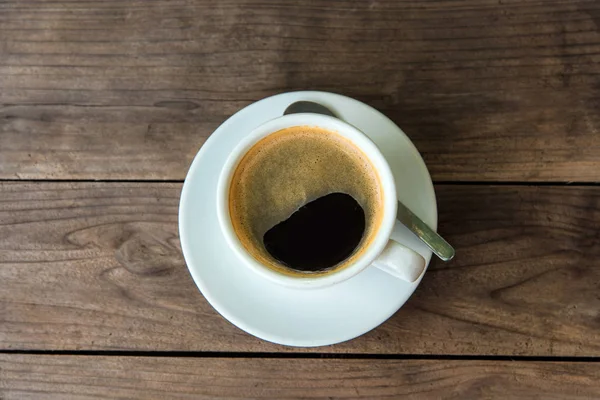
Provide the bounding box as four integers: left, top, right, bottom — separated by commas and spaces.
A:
216, 113, 398, 289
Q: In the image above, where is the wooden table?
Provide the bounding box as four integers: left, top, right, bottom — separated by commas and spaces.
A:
1, 0, 600, 398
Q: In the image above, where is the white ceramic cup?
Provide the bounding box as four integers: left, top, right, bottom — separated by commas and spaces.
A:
216, 113, 426, 289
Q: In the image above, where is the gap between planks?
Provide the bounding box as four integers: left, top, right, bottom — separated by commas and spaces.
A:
2, 350, 600, 362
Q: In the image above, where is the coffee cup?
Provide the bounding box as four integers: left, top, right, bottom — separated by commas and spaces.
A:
216, 113, 426, 289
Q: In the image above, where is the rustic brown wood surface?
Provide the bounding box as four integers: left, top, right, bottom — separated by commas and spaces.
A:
2, 182, 598, 355
2, 0, 600, 398
1, 0, 600, 181
3, 354, 600, 400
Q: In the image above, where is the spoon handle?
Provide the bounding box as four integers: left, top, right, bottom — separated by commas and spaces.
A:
396, 201, 455, 261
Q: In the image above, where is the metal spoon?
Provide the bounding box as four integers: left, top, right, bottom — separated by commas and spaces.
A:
284, 101, 455, 261
283, 101, 337, 118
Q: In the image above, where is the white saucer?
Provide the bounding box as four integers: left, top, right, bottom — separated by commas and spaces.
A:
179, 91, 437, 347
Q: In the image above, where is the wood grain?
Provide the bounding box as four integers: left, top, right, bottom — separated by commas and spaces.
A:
1, 182, 599, 355
2, 355, 600, 400
1, 0, 600, 181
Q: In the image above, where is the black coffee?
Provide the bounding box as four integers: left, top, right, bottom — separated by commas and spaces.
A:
263, 193, 365, 272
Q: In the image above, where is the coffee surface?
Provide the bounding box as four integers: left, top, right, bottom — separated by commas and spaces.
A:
263, 193, 365, 271
229, 125, 383, 276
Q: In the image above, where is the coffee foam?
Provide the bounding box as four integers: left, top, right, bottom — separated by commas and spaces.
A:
229, 125, 383, 276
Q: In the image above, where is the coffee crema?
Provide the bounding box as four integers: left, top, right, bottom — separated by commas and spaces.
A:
228, 125, 383, 276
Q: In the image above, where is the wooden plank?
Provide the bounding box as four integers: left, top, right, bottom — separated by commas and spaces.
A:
1, 0, 600, 181
2, 354, 600, 399
1, 182, 599, 355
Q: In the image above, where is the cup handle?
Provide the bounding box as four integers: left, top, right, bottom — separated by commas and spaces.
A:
370, 236, 426, 283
